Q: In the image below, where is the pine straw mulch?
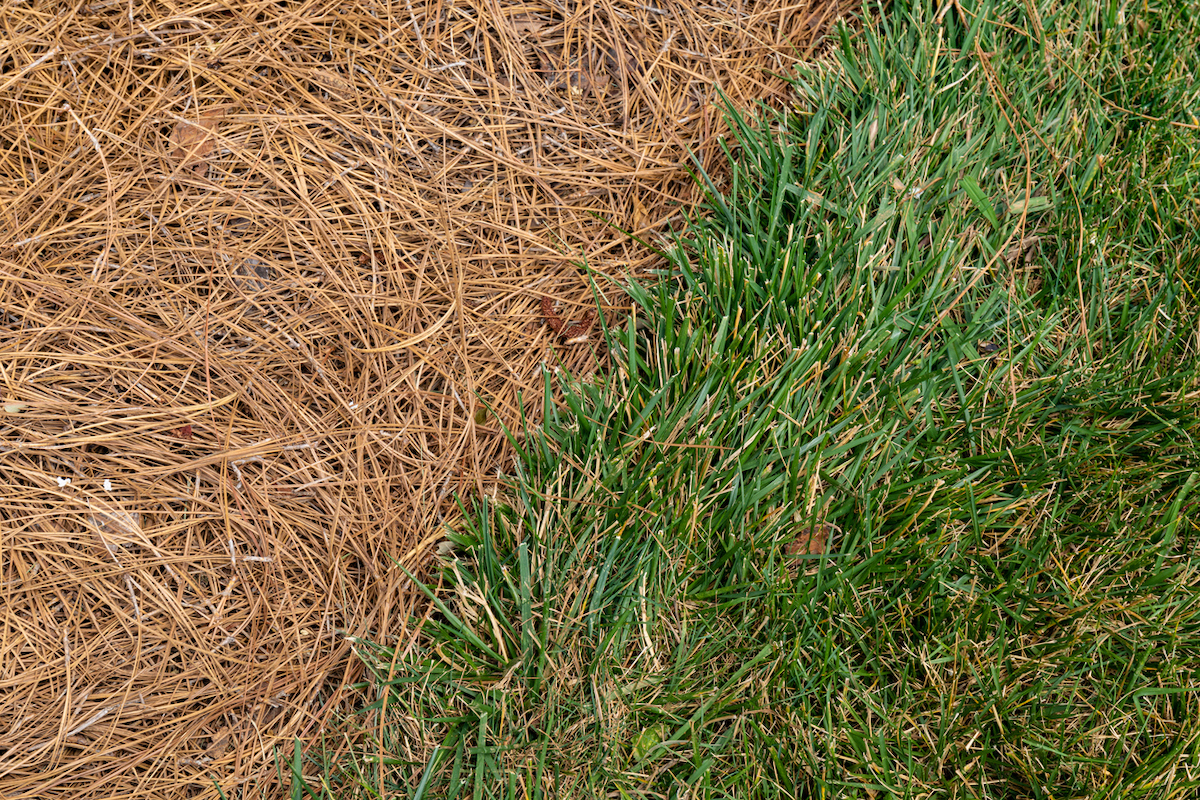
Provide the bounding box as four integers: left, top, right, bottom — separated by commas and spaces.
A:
0, 0, 847, 797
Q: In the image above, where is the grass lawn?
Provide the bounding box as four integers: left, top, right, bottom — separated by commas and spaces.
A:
298, 0, 1200, 797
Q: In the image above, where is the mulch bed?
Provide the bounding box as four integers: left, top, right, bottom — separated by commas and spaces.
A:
0, 0, 846, 796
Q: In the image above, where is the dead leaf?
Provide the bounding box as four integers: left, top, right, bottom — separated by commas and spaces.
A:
221, 216, 250, 237
604, 32, 643, 79
1002, 234, 1041, 267
508, 13, 548, 37
234, 259, 273, 292
170, 108, 223, 177
203, 729, 230, 759
541, 295, 597, 344
88, 505, 144, 553
631, 195, 649, 232
541, 48, 612, 99
310, 68, 354, 99
805, 2, 838, 32
357, 250, 387, 267
786, 522, 838, 557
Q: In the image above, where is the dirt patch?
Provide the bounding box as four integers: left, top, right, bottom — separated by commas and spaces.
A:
0, 0, 847, 796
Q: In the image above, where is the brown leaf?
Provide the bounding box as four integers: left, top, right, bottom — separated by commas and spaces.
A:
805, 2, 839, 32
541, 296, 597, 344
357, 250, 387, 267
541, 48, 612, 99
310, 68, 354, 99
88, 504, 144, 553
234, 259, 273, 292
1002, 234, 1041, 266
604, 33, 644, 80
203, 729, 230, 759
508, 13, 548, 37
786, 522, 838, 557
170, 109, 223, 177
631, 194, 649, 232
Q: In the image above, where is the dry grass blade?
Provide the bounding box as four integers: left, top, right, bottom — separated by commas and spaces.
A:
0, 0, 847, 797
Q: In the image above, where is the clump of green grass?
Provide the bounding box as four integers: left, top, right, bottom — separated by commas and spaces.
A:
316, 0, 1200, 797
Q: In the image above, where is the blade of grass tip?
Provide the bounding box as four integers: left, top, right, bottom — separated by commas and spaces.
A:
533, 729, 550, 800
582, 264, 618, 361
1154, 471, 1197, 572
585, 210, 671, 259
412, 744, 438, 800
688, 147, 736, 233
960, 173, 1000, 230
483, 388, 537, 471
588, 529, 626, 636
517, 539, 532, 657
653, 642, 778, 762
446, 731, 466, 800
291, 738, 307, 800
473, 713, 488, 800
394, 561, 504, 662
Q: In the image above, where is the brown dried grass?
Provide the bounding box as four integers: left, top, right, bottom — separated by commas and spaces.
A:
0, 0, 846, 796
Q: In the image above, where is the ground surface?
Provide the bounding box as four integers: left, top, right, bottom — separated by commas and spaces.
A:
0, 0, 842, 797
323, 1, 1200, 798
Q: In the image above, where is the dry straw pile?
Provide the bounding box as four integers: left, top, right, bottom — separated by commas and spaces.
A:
0, 0, 843, 796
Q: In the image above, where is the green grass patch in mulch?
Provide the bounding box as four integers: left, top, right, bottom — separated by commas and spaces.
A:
315, 0, 1200, 797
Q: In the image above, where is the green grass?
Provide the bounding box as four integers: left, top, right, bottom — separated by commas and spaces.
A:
311, 0, 1200, 797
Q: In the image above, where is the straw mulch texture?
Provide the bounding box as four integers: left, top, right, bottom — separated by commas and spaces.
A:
0, 0, 846, 796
